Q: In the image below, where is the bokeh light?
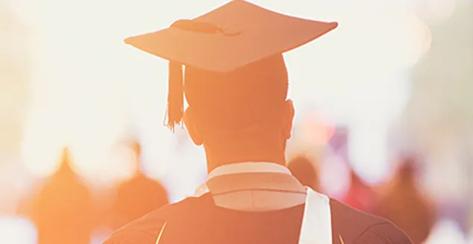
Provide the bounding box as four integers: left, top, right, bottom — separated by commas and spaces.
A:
0, 216, 36, 244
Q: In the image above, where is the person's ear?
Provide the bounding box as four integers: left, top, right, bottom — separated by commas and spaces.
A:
282, 100, 295, 139
183, 107, 203, 145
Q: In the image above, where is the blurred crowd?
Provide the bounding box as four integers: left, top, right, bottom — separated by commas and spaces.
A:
17, 141, 169, 244
12, 134, 443, 244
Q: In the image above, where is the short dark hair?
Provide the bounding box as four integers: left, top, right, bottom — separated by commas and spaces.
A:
184, 55, 288, 130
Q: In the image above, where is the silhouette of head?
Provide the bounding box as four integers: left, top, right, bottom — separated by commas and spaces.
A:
57, 147, 74, 176
183, 55, 295, 165
125, 138, 143, 174
184, 55, 289, 127
124, 1, 338, 167
396, 155, 420, 184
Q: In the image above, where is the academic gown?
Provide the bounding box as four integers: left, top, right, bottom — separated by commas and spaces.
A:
104, 192, 411, 244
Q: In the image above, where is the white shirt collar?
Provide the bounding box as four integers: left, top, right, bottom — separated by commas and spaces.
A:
207, 162, 291, 181
195, 162, 291, 196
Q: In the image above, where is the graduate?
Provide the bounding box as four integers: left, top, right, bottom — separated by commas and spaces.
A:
105, 1, 412, 243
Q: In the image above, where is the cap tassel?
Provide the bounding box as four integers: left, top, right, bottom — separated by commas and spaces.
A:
167, 62, 184, 130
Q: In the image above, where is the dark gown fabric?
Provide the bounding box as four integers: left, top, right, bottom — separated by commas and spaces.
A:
104, 193, 411, 244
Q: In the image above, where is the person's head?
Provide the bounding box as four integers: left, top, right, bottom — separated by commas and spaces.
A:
124, 1, 338, 169
128, 139, 143, 174
55, 147, 75, 177
182, 55, 295, 168
395, 155, 420, 185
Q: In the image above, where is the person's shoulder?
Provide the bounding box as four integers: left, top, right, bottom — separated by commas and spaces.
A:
330, 199, 412, 244
353, 221, 412, 244
104, 196, 202, 244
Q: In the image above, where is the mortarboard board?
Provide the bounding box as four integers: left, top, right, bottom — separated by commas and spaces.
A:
125, 0, 338, 128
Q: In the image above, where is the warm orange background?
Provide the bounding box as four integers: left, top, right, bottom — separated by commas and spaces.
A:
0, 0, 471, 243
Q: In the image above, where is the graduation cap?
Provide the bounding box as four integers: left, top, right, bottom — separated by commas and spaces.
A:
125, 0, 337, 129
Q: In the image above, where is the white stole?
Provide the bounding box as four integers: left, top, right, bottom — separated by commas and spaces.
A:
196, 162, 333, 244
299, 187, 332, 244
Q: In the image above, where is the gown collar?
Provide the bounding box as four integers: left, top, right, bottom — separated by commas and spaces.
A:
196, 162, 292, 196
195, 162, 334, 244
208, 162, 291, 180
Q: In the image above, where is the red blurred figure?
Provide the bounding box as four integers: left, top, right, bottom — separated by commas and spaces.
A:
374, 157, 436, 244
342, 169, 377, 212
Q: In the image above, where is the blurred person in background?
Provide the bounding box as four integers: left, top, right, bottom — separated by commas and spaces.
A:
326, 128, 377, 212
342, 169, 377, 213
106, 1, 411, 243
288, 155, 321, 192
30, 148, 94, 244
374, 156, 436, 244
110, 139, 168, 229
